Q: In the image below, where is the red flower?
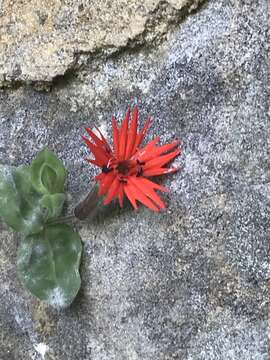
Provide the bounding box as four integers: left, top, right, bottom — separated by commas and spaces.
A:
83, 107, 181, 212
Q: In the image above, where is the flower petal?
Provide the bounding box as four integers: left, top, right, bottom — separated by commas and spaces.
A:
143, 166, 179, 177
103, 176, 120, 205
125, 106, 138, 158
119, 108, 130, 160
126, 181, 160, 212
85, 128, 105, 148
129, 176, 165, 209
138, 177, 169, 193
98, 172, 116, 196
144, 149, 181, 170
82, 136, 110, 165
135, 117, 152, 149
141, 140, 180, 163
118, 183, 124, 208
94, 126, 112, 153
112, 116, 119, 158
95, 173, 105, 181
132, 136, 160, 161
124, 183, 138, 210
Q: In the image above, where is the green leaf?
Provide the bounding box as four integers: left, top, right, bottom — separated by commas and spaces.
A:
0, 165, 46, 235
17, 224, 82, 308
0, 150, 67, 234
31, 149, 66, 194
39, 193, 66, 220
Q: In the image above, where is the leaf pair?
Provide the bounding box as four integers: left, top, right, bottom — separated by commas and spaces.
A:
0, 149, 82, 308
0, 149, 66, 235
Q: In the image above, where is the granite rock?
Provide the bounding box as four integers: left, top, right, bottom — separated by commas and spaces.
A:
0, 0, 270, 359
0, 0, 203, 86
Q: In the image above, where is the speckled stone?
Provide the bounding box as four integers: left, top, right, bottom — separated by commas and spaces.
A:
0, 0, 203, 85
0, 0, 270, 359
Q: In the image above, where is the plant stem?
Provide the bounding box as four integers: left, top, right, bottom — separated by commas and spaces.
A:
74, 183, 101, 220
47, 183, 101, 225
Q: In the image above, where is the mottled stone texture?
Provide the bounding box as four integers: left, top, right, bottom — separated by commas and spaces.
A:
0, 0, 202, 85
0, 0, 270, 359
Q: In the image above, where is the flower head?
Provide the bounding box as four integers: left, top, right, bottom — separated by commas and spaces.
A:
83, 107, 181, 212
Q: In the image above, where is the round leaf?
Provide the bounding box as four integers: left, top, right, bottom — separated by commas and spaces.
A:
40, 193, 66, 220
17, 224, 82, 308
0, 165, 46, 235
31, 149, 66, 194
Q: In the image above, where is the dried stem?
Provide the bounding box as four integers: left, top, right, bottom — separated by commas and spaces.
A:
74, 183, 100, 220
47, 183, 101, 225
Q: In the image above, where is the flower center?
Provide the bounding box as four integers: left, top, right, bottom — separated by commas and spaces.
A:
116, 160, 130, 175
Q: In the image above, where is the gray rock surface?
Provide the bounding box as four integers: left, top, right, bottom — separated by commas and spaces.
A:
0, 0, 270, 359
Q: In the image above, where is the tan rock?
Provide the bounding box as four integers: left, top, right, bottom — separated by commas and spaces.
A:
0, 0, 203, 85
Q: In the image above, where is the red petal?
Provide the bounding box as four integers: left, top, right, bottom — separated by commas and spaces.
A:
141, 140, 180, 163
132, 136, 160, 160
119, 108, 130, 160
118, 183, 124, 207
124, 183, 138, 210
144, 149, 181, 170
134, 117, 152, 149
82, 136, 110, 164
129, 176, 165, 209
94, 126, 112, 153
98, 172, 116, 196
125, 106, 138, 158
143, 166, 179, 177
138, 177, 169, 193
104, 176, 120, 205
112, 116, 119, 158
85, 128, 105, 148
127, 182, 160, 212
95, 173, 105, 181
